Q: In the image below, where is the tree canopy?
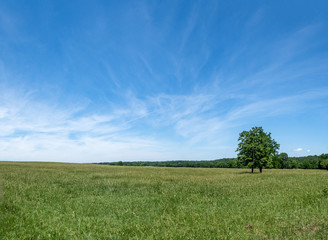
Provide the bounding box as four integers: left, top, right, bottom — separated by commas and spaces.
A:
318, 153, 328, 170
236, 126, 280, 173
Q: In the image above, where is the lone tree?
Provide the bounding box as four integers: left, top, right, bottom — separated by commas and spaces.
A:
236, 126, 280, 173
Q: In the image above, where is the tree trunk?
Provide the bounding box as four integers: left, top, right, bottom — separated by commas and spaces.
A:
260, 167, 262, 173
252, 166, 254, 173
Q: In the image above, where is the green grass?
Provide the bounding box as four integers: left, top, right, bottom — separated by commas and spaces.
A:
0, 162, 327, 239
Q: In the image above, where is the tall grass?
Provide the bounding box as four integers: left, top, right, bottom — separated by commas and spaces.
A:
0, 162, 327, 239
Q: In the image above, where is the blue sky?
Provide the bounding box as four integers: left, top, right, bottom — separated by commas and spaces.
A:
0, 0, 327, 162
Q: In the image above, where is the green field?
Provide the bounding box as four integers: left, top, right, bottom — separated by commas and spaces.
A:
0, 162, 327, 239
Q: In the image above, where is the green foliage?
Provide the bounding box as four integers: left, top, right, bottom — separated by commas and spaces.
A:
100, 154, 328, 170
272, 154, 282, 169
318, 154, 328, 170
100, 158, 238, 168
0, 162, 327, 239
280, 152, 289, 169
236, 126, 280, 173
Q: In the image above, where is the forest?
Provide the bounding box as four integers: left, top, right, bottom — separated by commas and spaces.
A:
99, 153, 328, 170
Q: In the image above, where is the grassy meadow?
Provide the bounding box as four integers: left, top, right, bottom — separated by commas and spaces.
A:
0, 162, 327, 239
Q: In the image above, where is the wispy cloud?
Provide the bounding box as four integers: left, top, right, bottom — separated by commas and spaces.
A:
1, 82, 327, 162
217, 23, 327, 96
0, 86, 154, 162
178, 2, 199, 53
226, 88, 328, 122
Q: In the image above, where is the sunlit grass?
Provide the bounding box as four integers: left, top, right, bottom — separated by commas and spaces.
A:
0, 162, 327, 239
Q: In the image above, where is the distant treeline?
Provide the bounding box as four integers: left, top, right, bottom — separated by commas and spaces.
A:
98, 153, 328, 170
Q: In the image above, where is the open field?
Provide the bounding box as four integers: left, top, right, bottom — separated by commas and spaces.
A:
0, 162, 327, 239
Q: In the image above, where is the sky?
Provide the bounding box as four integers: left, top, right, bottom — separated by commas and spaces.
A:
0, 0, 327, 163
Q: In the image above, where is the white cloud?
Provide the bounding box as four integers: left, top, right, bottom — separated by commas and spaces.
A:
306, 149, 311, 153
294, 148, 303, 152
